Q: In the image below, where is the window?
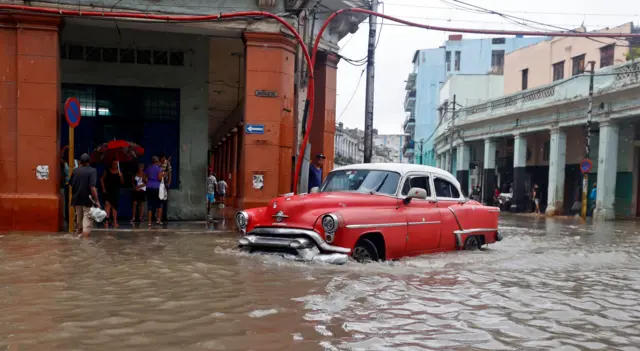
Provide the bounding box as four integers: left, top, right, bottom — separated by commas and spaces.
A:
170, 51, 185, 66
401, 176, 432, 197
153, 50, 169, 65
521, 68, 529, 90
445, 51, 451, 72
137, 49, 152, 65
454, 51, 461, 71
600, 44, 615, 68
68, 45, 83, 60
102, 48, 118, 63
492, 38, 506, 45
321, 170, 401, 195
120, 48, 135, 63
84, 46, 101, 62
491, 50, 505, 74
434, 178, 461, 198
572, 54, 585, 76
552, 61, 564, 81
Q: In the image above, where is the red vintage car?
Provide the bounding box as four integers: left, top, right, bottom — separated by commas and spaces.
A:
236, 163, 502, 264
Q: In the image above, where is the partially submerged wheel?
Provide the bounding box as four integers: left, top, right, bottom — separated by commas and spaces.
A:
352, 239, 380, 263
463, 236, 480, 251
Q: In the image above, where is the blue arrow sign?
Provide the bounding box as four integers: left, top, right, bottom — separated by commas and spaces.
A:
245, 124, 265, 134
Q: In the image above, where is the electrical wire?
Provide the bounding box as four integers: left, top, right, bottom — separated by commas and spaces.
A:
337, 69, 366, 122
448, 0, 633, 48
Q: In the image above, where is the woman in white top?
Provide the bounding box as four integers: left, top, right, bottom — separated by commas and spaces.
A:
131, 163, 147, 223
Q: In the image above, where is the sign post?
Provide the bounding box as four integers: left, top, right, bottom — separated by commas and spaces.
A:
580, 158, 593, 220
64, 97, 81, 233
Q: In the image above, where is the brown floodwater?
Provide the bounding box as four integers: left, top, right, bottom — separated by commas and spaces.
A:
2, 216, 640, 350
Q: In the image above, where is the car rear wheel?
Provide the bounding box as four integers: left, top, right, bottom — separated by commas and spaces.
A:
352, 239, 380, 263
463, 236, 480, 251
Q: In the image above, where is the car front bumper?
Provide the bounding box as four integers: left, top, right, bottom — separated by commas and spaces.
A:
237, 227, 351, 265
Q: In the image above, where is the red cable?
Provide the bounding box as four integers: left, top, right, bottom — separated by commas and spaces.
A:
0, 3, 316, 193
2, 4, 639, 195
292, 7, 640, 193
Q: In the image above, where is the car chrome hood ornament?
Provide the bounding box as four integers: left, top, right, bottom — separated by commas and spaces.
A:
272, 211, 288, 222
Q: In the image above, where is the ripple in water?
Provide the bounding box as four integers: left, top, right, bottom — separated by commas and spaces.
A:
1, 216, 640, 350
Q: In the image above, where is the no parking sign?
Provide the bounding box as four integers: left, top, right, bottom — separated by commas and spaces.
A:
64, 97, 81, 128
580, 159, 593, 174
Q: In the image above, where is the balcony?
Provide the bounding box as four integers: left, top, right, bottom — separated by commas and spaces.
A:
456, 59, 640, 127
405, 72, 417, 90
403, 140, 415, 157
404, 90, 416, 112
403, 116, 415, 133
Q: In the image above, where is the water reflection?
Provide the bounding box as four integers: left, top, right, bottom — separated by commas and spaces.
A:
1, 215, 640, 350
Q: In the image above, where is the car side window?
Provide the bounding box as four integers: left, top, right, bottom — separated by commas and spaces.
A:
401, 176, 432, 197
434, 178, 461, 198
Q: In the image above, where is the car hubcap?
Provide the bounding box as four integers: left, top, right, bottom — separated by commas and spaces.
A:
353, 247, 371, 262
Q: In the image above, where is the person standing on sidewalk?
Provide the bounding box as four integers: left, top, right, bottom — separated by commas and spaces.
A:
206, 169, 217, 215
159, 153, 172, 222
308, 154, 325, 192
532, 184, 541, 215
217, 176, 228, 208
146, 156, 165, 227
69, 153, 100, 237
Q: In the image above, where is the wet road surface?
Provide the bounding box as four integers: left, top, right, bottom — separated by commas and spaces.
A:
2, 216, 640, 350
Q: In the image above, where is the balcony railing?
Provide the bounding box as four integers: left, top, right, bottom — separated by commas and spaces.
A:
403, 117, 416, 132
454, 59, 640, 127
405, 72, 417, 90
403, 139, 415, 156
404, 90, 417, 112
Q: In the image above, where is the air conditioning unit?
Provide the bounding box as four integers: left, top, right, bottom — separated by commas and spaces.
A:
285, 0, 307, 9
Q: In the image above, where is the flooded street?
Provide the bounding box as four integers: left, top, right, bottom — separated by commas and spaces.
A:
2, 216, 640, 350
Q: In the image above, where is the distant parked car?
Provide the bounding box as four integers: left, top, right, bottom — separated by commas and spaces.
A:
236, 163, 502, 264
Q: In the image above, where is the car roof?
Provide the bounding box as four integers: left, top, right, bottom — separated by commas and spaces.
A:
331, 163, 461, 188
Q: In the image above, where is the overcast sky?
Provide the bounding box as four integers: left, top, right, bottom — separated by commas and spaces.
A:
335, 0, 640, 135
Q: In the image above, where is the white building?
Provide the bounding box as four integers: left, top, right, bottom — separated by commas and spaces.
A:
373, 134, 406, 163
334, 123, 397, 166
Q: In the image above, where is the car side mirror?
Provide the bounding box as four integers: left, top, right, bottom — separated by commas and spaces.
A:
310, 187, 319, 194
403, 187, 428, 205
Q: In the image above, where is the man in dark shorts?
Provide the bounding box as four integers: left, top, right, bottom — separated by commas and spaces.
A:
69, 153, 100, 237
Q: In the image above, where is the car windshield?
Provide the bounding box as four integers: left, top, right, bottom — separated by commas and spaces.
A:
320, 169, 401, 195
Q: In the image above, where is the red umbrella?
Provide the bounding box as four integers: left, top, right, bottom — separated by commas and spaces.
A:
90, 140, 145, 164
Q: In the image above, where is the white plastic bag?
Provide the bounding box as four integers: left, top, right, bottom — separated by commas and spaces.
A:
90, 207, 107, 223
159, 179, 168, 200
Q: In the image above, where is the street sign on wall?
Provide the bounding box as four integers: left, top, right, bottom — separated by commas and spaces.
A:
64, 97, 81, 128
245, 124, 265, 134
580, 159, 593, 173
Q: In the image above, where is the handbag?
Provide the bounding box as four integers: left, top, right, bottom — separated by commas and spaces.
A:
159, 179, 168, 200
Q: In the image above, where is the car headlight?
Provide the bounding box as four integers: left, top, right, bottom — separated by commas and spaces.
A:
235, 211, 249, 230
322, 214, 339, 234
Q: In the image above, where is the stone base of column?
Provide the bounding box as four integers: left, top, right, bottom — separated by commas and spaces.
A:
510, 167, 526, 213
594, 208, 615, 221
0, 194, 60, 232
545, 203, 564, 217
456, 170, 469, 196
482, 168, 496, 205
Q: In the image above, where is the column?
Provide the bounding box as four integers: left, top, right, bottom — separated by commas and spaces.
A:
483, 139, 497, 205
456, 143, 470, 195
435, 154, 441, 169
231, 129, 239, 208
239, 32, 295, 209
0, 15, 61, 232
311, 51, 339, 179
595, 121, 619, 221
511, 133, 527, 212
443, 152, 450, 173
546, 128, 567, 216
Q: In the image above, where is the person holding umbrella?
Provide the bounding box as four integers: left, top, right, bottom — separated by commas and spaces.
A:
101, 160, 124, 228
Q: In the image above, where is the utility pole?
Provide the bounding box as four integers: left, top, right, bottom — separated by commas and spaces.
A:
581, 61, 596, 220
363, 0, 378, 163
448, 94, 456, 173
418, 139, 424, 164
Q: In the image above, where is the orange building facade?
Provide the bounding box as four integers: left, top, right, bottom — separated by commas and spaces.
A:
0, 13, 343, 233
